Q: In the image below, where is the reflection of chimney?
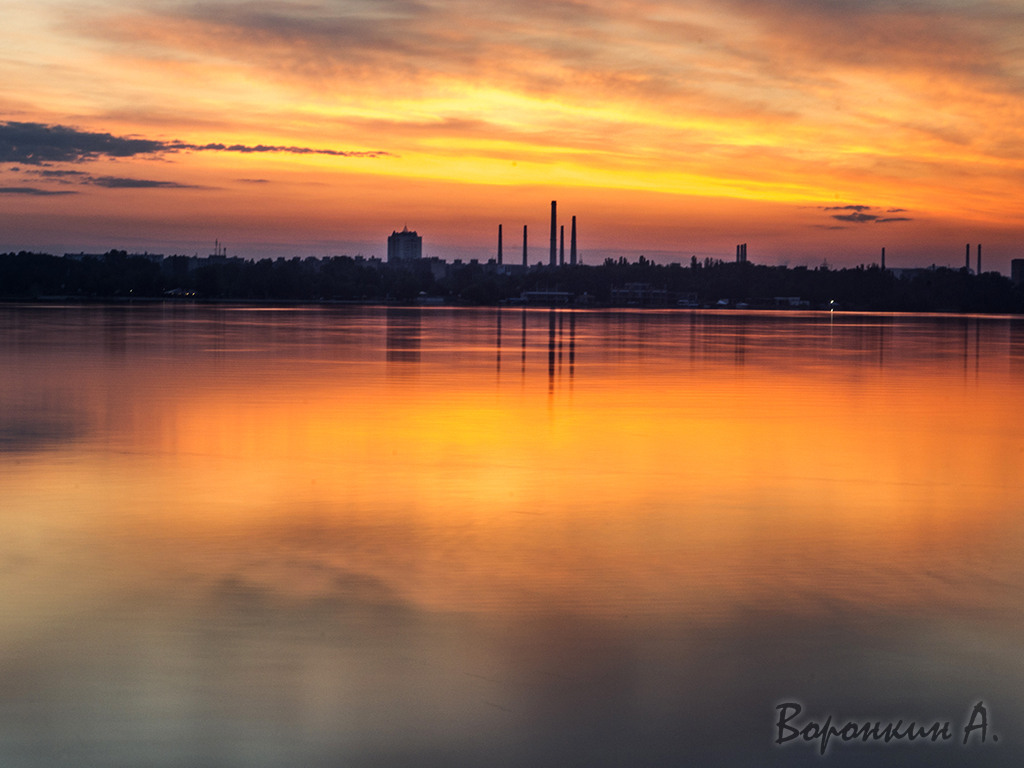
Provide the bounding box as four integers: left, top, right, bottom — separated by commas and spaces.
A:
559, 225, 565, 266
498, 224, 503, 265
966, 243, 971, 271
550, 201, 557, 266
881, 247, 885, 270
523, 225, 528, 267
570, 216, 577, 266
977, 243, 982, 275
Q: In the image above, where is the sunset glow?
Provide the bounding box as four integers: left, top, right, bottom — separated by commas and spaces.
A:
3, 0, 1024, 267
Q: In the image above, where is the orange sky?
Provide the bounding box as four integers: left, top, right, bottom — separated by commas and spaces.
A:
2, 0, 1024, 268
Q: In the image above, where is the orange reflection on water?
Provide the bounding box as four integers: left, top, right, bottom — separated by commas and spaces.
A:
3, 308, 1022, 631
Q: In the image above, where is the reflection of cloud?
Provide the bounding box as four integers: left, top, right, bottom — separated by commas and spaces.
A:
0, 186, 78, 196
0, 121, 391, 165
0, 412, 87, 451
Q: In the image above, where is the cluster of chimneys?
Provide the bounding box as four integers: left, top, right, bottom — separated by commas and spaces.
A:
735, 244, 748, 263
968, 243, 981, 273
496, 201, 577, 267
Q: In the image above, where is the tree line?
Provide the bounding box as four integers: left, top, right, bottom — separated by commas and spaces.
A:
1, 250, 1022, 313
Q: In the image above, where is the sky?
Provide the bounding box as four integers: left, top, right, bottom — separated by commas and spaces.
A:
1, 0, 1023, 268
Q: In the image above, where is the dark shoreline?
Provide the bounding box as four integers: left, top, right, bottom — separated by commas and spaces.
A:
3, 250, 1023, 314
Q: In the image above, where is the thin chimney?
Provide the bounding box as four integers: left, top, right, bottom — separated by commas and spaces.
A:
559, 225, 565, 266
497, 224, 503, 265
570, 216, 577, 266
881, 247, 885, 270
977, 243, 982, 275
550, 201, 557, 266
966, 243, 971, 271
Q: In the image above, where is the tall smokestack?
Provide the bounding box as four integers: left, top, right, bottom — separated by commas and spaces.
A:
736, 244, 741, 262
497, 224, 503, 265
523, 225, 528, 267
881, 247, 885, 270
966, 243, 971, 271
560, 225, 565, 266
570, 216, 577, 266
977, 243, 982, 275
743, 243, 747, 262
550, 201, 557, 266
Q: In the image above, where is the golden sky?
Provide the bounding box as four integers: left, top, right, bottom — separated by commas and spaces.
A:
2, 0, 1023, 267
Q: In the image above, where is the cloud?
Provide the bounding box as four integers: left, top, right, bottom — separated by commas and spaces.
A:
822, 204, 912, 223
87, 176, 204, 189
0, 122, 166, 164
0, 121, 391, 165
237, 178, 270, 183
0, 186, 78, 196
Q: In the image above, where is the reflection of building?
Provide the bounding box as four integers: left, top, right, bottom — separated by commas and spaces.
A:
387, 227, 422, 262
1012, 259, 1024, 286
386, 307, 421, 363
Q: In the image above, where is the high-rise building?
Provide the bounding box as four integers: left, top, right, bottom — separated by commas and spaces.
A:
387, 227, 422, 262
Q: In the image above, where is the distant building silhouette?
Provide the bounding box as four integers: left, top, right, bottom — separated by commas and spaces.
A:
387, 227, 422, 262
1012, 259, 1024, 286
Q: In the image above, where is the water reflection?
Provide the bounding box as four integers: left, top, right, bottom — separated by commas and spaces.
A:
1, 305, 1023, 768
386, 306, 421, 365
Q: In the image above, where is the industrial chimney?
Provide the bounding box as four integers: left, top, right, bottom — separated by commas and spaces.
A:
570, 216, 577, 266
550, 201, 557, 267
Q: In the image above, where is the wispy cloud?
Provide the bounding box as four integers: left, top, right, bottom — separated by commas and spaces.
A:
821, 203, 913, 224
88, 176, 203, 189
0, 186, 78, 196
833, 212, 878, 223
0, 122, 392, 165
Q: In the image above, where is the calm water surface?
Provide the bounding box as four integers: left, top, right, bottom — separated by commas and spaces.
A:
2, 304, 1023, 767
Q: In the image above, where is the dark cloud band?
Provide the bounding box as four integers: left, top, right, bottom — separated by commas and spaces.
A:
0, 121, 391, 165
0, 186, 78, 196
